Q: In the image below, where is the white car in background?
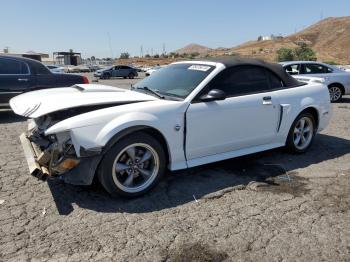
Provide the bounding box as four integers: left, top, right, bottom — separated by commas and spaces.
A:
46, 65, 65, 74
145, 65, 164, 76
11, 58, 331, 197
281, 61, 350, 102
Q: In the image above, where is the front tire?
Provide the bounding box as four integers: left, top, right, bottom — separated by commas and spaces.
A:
98, 132, 166, 197
128, 73, 135, 79
328, 85, 343, 102
286, 112, 316, 153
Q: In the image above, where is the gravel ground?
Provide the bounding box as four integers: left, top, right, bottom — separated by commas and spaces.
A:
0, 96, 349, 261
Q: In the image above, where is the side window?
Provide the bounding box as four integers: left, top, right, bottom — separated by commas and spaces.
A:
120, 66, 129, 69
268, 71, 284, 89
325, 66, 333, 73
302, 64, 328, 74
0, 58, 28, 74
284, 64, 300, 75
32, 63, 49, 75
207, 66, 271, 97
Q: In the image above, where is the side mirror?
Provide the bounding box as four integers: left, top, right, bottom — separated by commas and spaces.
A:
200, 89, 226, 102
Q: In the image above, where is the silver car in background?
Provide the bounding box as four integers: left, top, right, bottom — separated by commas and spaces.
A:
46, 65, 65, 74
94, 65, 138, 79
281, 61, 350, 102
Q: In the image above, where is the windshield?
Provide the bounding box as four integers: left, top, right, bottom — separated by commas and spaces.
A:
134, 63, 214, 98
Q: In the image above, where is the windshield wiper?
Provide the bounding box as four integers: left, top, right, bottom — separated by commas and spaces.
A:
136, 86, 165, 99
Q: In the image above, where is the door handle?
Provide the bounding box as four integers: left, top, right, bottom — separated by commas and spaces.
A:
18, 78, 28, 82
262, 96, 272, 105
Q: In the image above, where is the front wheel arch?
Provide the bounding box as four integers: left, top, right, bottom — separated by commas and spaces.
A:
102, 126, 171, 167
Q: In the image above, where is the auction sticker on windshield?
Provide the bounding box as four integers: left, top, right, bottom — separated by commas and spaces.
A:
188, 65, 211, 71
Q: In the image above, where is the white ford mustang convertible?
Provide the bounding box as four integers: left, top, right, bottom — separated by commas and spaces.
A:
10, 58, 331, 197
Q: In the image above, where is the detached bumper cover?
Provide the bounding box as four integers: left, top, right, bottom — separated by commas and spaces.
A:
19, 133, 49, 179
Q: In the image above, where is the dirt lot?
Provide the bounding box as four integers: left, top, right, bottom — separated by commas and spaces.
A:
0, 91, 349, 261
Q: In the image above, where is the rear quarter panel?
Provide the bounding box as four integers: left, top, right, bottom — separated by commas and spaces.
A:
34, 74, 84, 89
275, 82, 331, 143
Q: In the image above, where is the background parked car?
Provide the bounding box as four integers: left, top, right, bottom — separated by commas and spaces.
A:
94, 65, 138, 79
0, 56, 89, 104
63, 65, 77, 73
75, 65, 91, 73
281, 61, 350, 102
87, 64, 102, 72
46, 65, 65, 74
145, 65, 163, 76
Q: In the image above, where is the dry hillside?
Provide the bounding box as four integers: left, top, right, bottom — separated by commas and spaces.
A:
175, 43, 212, 54
120, 16, 350, 66
212, 16, 350, 64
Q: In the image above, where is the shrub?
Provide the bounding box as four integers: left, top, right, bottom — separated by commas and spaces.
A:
119, 52, 130, 59
294, 42, 317, 61
276, 43, 317, 62
323, 60, 337, 65
277, 48, 295, 61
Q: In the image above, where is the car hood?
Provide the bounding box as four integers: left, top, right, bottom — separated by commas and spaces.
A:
10, 84, 157, 118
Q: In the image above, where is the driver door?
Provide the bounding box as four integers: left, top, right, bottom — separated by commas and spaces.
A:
185, 66, 282, 162
112, 66, 121, 77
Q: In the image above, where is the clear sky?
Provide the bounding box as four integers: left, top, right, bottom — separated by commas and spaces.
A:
1, 0, 349, 58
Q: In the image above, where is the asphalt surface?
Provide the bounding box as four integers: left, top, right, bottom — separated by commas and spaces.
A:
0, 87, 349, 261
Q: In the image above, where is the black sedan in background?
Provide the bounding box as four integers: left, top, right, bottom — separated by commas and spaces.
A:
0, 56, 89, 104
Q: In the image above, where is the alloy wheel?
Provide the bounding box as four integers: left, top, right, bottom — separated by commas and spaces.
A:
112, 143, 159, 193
329, 86, 342, 102
293, 117, 314, 150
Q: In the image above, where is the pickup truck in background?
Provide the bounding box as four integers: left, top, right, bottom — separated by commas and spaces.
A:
0, 56, 89, 104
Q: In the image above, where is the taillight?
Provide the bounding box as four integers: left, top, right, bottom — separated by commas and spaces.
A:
82, 76, 89, 84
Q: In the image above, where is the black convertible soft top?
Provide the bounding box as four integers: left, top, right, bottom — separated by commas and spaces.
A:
202, 57, 301, 87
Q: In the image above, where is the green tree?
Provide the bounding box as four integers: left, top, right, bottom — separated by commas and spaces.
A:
276, 43, 317, 62
294, 42, 317, 61
119, 52, 130, 59
276, 47, 295, 61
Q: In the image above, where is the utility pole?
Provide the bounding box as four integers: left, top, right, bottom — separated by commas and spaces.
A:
140, 45, 143, 58
162, 43, 166, 54
107, 32, 114, 59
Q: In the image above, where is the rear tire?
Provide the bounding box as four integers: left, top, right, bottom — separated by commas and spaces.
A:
98, 132, 166, 197
102, 73, 111, 79
286, 112, 316, 154
328, 85, 343, 102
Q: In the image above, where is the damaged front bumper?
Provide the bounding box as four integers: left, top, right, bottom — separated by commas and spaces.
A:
20, 133, 50, 179
20, 132, 101, 185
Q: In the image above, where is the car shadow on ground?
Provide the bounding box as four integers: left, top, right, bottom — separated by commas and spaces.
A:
0, 109, 25, 124
338, 97, 350, 103
47, 134, 350, 215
